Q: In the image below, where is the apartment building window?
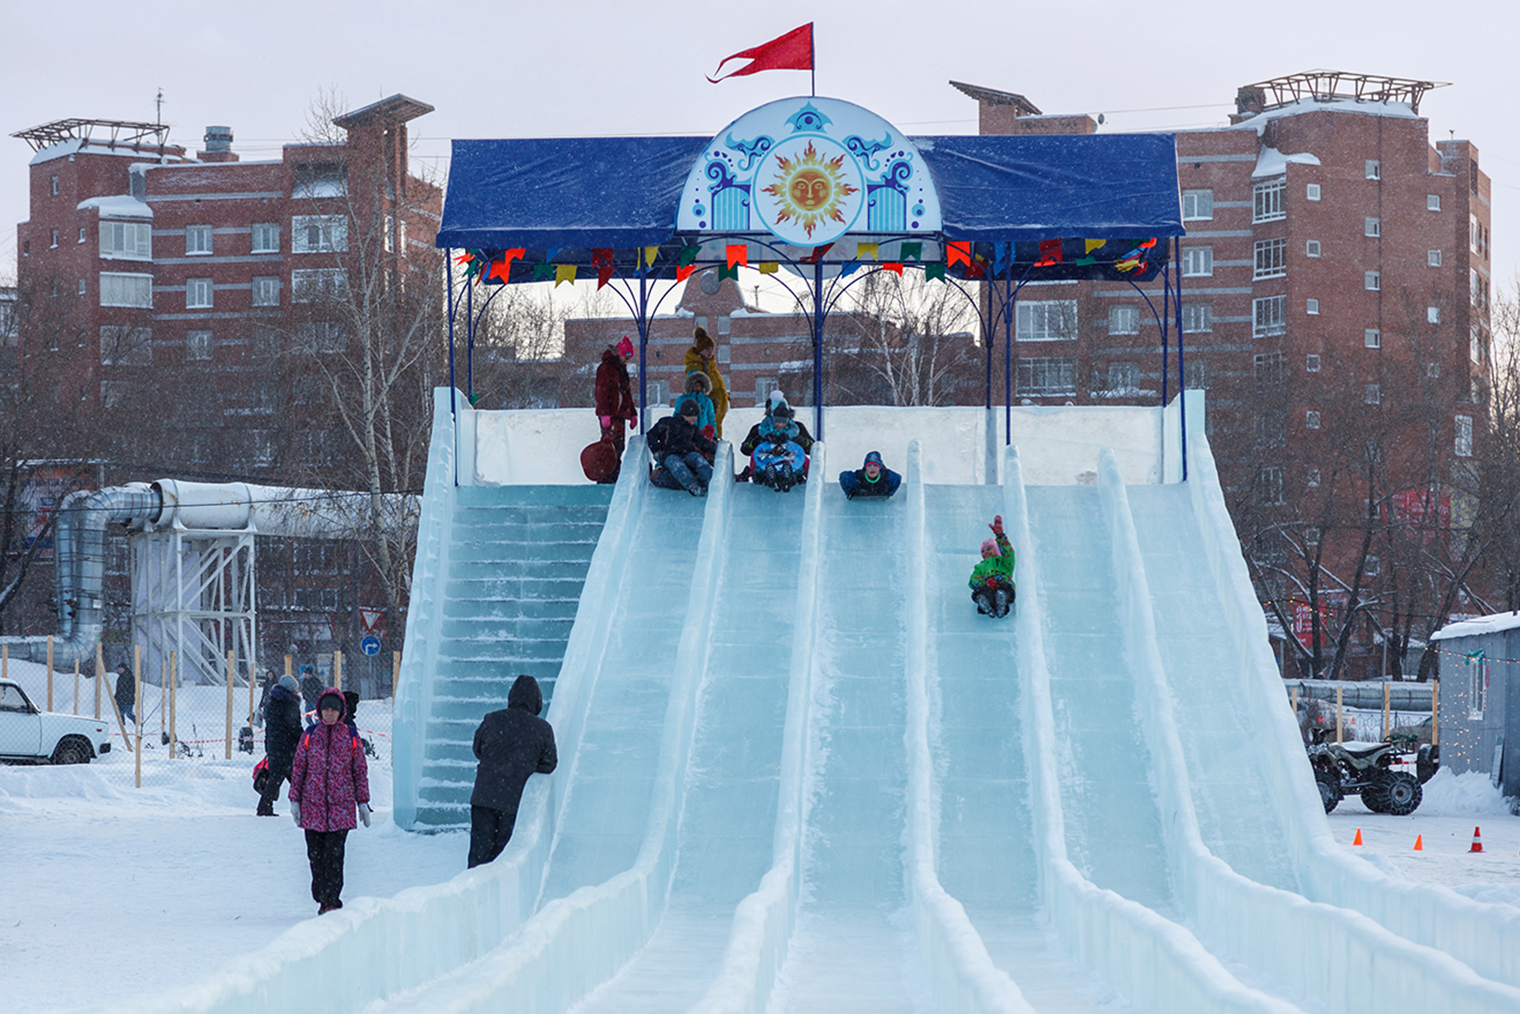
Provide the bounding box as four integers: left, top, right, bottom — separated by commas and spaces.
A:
49, 229, 59, 249
1253, 177, 1286, 222
50, 175, 58, 196
1456, 415, 1473, 457
1305, 527, 1321, 545
1108, 305, 1139, 335
1307, 468, 1321, 487
252, 276, 281, 307
291, 268, 346, 302
1257, 466, 1285, 505
1181, 303, 1213, 333
185, 225, 213, 255
1428, 306, 1441, 324
1306, 299, 1319, 315
292, 162, 346, 199
1365, 271, 1381, 291
99, 272, 152, 308
1181, 246, 1213, 277
1306, 410, 1321, 429
754, 378, 777, 407
717, 315, 732, 335
1017, 356, 1077, 396
1365, 328, 1381, 348
1305, 239, 1321, 258
1365, 384, 1381, 405
186, 330, 213, 361
1253, 295, 1286, 337
1365, 160, 1381, 180
1254, 352, 1285, 387
1185, 361, 1208, 390
186, 278, 213, 309
291, 215, 348, 254
100, 221, 151, 261
295, 321, 346, 353
252, 223, 280, 253
1427, 362, 1440, 378
77, 227, 86, 244
1306, 354, 1321, 372
1472, 325, 1489, 364
99, 325, 152, 365
1428, 194, 1441, 211
1181, 189, 1213, 221
1015, 300, 1077, 342
1428, 249, 1442, 267
1107, 362, 1139, 394
1471, 270, 1489, 309
1363, 217, 1380, 238
1253, 238, 1286, 279
1307, 183, 1321, 201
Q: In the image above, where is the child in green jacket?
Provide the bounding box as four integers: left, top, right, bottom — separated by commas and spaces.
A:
969, 515, 1015, 618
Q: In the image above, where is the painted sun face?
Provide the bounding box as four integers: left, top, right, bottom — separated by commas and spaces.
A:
762, 141, 858, 239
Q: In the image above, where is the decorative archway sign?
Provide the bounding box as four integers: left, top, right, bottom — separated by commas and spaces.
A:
436, 93, 1186, 460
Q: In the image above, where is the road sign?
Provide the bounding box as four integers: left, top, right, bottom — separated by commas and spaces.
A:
359, 608, 384, 632
360, 635, 382, 657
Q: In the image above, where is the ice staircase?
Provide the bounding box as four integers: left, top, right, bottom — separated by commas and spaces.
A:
412, 483, 612, 829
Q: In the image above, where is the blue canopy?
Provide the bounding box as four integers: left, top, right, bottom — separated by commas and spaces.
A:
436, 132, 1182, 253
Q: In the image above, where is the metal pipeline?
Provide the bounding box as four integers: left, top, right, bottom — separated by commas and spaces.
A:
0, 480, 415, 668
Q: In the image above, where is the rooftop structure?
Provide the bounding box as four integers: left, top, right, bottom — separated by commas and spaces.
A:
1235, 70, 1449, 117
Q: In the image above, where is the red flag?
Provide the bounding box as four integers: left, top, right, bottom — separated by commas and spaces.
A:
708, 24, 813, 83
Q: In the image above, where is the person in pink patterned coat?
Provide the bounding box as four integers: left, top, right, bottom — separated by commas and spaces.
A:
288, 687, 371, 914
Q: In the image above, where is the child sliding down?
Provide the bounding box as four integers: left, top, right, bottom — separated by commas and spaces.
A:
969, 515, 1016, 618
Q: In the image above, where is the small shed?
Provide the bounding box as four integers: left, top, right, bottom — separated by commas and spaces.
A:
1430, 611, 1520, 797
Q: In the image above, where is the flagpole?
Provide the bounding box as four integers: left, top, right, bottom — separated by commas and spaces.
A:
810, 23, 816, 96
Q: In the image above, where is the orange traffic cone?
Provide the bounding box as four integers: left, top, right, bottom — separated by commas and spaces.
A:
1470, 827, 1484, 853
1413, 834, 1424, 851
1353, 829, 1363, 846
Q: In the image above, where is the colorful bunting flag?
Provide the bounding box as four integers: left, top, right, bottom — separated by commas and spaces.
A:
804, 243, 835, 264
592, 249, 615, 289
1034, 238, 1063, 267
676, 264, 698, 282
900, 242, 922, 262
679, 245, 701, 266
758, 262, 779, 274
555, 264, 577, 287
1085, 239, 1106, 255
533, 262, 555, 281
993, 242, 1010, 275
925, 262, 946, 282
946, 241, 971, 268
838, 261, 861, 277
718, 264, 739, 281
856, 241, 878, 261
882, 262, 904, 276
489, 248, 526, 283
642, 246, 660, 269
726, 244, 748, 269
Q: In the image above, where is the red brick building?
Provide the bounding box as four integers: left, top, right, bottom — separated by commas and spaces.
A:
960, 72, 1493, 678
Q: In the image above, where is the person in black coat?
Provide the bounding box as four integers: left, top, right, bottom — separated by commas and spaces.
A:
114, 663, 137, 724
647, 402, 718, 496
256, 674, 306, 816
839, 450, 902, 500
299, 666, 324, 715
468, 674, 558, 868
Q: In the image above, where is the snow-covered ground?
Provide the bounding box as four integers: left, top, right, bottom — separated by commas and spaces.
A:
0, 656, 465, 1014
5, 639, 1520, 1014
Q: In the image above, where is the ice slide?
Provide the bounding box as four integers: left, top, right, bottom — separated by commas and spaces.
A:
127, 397, 1520, 1014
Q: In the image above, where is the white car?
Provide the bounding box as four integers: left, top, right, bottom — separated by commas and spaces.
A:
0, 681, 113, 764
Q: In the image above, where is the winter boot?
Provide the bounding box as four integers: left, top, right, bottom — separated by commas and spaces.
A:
777, 464, 795, 492
973, 590, 993, 616
763, 464, 780, 489
993, 587, 1010, 618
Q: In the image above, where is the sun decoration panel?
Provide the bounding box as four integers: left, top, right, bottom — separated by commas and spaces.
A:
676, 97, 941, 248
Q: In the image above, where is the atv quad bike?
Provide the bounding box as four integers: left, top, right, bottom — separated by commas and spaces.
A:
1307, 732, 1439, 815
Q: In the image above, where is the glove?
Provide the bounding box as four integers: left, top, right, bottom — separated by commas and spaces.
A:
984, 577, 999, 590
290, 801, 301, 827
599, 415, 613, 429
358, 803, 371, 828
990, 515, 1004, 536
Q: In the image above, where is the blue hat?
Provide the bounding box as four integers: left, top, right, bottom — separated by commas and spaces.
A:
864, 451, 884, 467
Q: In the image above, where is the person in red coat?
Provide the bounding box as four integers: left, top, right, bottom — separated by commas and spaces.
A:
594, 336, 637, 472
288, 688, 371, 914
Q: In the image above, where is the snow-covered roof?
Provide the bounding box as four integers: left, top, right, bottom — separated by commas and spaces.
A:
29, 139, 184, 166
77, 195, 152, 219
1253, 146, 1321, 178
1431, 610, 1520, 641
1229, 97, 1421, 136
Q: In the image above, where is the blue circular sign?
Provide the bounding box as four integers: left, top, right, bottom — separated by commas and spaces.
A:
360, 635, 382, 657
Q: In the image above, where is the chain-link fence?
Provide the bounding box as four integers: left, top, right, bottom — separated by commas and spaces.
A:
0, 644, 394, 788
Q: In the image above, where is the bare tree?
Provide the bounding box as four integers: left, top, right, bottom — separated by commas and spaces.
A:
832, 270, 977, 406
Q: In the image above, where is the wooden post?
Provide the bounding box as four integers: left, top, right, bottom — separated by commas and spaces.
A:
393, 650, 401, 696
94, 643, 103, 720
169, 650, 177, 758
226, 651, 235, 761
1382, 682, 1391, 741
1432, 679, 1440, 747
285, 654, 293, 679
1291, 686, 1299, 726
46, 635, 54, 712
73, 659, 80, 716
1335, 685, 1344, 745
2, 643, 7, 680
248, 659, 256, 724
334, 651, 343, 691
159, 657, 167, 739
134, 645, 143, 789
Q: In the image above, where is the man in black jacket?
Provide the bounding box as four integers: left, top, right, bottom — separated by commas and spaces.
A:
468, 674, 558, 868
257, 674, 306, 816
647, 401, 717, 496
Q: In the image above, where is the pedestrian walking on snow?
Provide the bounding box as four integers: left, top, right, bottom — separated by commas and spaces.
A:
468, 675, 558, 868
288, 688, 371, 914
256, 674, 304, 816
594, 336, 638, 475
113, 663, 137, 724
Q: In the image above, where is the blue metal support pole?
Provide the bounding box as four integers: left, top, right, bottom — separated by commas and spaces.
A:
1004, 271, 1014, 445
446, 251, 457, 419
637, 273, 648, 432
813, 257, 825, 441
1174, 237, 1188, 480
1160, 260, 1171, 408
465, 273, 474, 403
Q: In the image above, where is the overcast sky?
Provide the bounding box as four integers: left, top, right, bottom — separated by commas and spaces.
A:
3, 0, 1516, 291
